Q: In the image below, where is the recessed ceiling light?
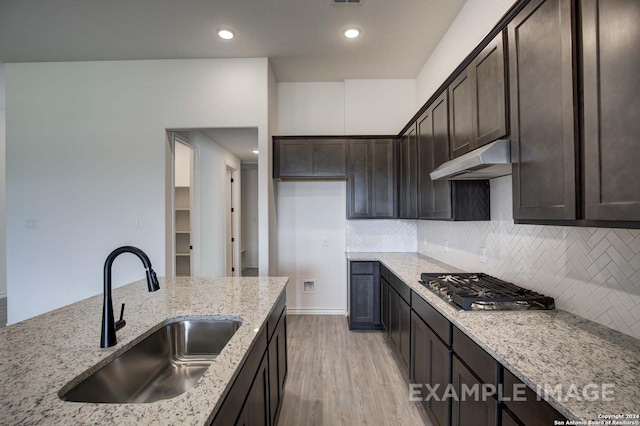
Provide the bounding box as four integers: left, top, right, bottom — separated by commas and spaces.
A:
344, 28, 360, 39
218, 29, 235, 40
252, 150, 259, 154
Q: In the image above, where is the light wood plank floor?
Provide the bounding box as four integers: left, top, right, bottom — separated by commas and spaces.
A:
278, 315, 430, 426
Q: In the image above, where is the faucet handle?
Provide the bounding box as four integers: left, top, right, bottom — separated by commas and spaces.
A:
115, 303, 126, 331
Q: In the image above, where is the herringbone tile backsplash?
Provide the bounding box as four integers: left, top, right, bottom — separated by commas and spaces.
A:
417, 176, 640, 339
346, 219, 417, 252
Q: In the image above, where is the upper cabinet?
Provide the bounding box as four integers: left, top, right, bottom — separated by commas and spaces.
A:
509, 0, 579, 221
399, 125, 418, 219
582, 0, 640, 223
273, 138, 347, 179
347, 139, 397, 219
417, 92, 490, 221
449, 31, 508, 159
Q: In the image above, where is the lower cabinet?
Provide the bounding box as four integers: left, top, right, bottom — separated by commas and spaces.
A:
502, 368, 567, 426
211, 293, 287, 426
388, 274, 411, 373
450, 356, 498, 426
381, 275, 389, 333
349, 261, 382, 330
411, 311, 452, 426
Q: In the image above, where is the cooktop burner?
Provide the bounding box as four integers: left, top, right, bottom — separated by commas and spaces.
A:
419, 273, 555, 311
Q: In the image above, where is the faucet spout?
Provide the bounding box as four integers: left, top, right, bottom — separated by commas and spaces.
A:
101, 246, 160, 348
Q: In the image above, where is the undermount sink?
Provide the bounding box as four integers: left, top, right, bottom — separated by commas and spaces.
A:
60, 317, 242, 404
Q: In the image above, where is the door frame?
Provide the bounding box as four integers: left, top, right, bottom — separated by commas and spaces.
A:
225, 163, 241, 277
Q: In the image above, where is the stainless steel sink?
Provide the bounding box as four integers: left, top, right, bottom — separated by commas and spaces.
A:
60, 318, 242, 403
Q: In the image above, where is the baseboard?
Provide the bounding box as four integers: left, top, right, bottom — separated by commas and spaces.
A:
286, 308, 347, 316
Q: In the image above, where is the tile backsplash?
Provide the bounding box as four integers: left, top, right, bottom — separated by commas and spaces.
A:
417, 176, 640, 339
346, 219, 417, 252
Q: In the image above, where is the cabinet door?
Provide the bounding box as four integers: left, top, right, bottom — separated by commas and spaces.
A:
451, 356, 497, 426
418, 92, 452, 219
449, 70, 475, 158
236, 354, 269, 426
411, 312, 451, 426
381, 277, 389, 333
472, 30, 508, 147
314, 139, 347, 177
348, 140, 372, 218
388, 288, 400, 351
371, 139, 397, 218
509, 0, 578, 221
398, 296, 411, 372
501, 408, 521, 426
583, 0, 640, 222
278, 140, 313, 178
351, 274, 376, 324
399, 126, 418, 219
268, 314, 287, 426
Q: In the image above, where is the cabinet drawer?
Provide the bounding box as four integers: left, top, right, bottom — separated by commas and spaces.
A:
351, 261, 375, 275
502, 368, 566, 426
389, 272, 411, 304
412, 293, 452, 346
452, 327, 498, 387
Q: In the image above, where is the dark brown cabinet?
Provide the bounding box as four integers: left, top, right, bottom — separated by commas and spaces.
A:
449, 30, 507, 159
399, 125, 418, 218
388, 272, 411, 373
348, 261, 382, 330
411, 311, 451, 426
347, 139, 397, 219
417, 91, 491, 222
450, 356, 497, 426
509, 0, 579, 221
381, 275, 389, 333
273, 138, 347, 179
418, 92, 452, 220
211, 294, 287, 426
268, 313, 287, 426
502, 368, 567, 426
582, 0, 640, 223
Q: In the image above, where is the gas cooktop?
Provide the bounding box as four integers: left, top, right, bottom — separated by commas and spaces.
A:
419, 273, 555, 311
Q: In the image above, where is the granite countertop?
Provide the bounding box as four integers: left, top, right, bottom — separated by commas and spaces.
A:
0, 276, 288, 426
347, 252, 640, 422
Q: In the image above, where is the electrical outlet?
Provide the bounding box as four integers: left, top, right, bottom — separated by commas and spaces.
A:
480, 247, 487, 263
382, 236, 389, 244
302, 279, 316, 293
135, 218, 143, 228
26, 219, 38, 229
444, 240, 449, 252
322, 237, 328, 247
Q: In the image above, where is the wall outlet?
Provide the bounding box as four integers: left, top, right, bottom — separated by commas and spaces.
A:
26, 219, 38, 229
322, 237, 328, 247
444, 240, 449, 252
302, 279, 316, 293
382, 236, 389, 244
135, 218, 143, 228
480, 247, 487, 263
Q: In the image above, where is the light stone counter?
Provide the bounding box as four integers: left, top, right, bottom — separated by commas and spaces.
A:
347, 252, 640, 422
0, 276, 288, 426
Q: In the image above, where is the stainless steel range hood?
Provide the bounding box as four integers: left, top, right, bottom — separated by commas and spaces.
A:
430, 139, 512, 181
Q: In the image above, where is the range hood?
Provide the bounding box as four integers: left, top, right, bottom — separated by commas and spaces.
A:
430, 139, 512, 181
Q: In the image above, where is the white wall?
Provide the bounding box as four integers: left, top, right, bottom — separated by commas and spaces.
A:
415, 0, 517, 107
277, 181, 347, 314
6, 58, 270, 324
185, 131, 241, 277
277, 82, 345, 135
241, 165, 259, 269
344, 79, 415, 135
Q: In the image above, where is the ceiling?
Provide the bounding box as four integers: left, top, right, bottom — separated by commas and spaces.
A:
0, 0, 466, 82
200, 128, 259, 163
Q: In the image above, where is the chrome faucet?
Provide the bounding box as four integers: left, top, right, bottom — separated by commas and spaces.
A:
101, 246, 160, 348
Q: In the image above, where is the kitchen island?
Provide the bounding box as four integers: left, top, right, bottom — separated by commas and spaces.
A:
348, 252, 640, 423
0, 276, 288, 425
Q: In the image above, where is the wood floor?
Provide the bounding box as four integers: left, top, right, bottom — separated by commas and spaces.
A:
278, 315, 430, 426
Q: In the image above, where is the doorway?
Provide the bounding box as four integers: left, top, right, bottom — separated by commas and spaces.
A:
225, 165, 240, 276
